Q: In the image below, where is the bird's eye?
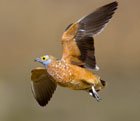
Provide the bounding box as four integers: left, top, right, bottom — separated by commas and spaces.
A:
41, 56, 47, 61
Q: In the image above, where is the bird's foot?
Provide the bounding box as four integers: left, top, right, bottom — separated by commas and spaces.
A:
89, 86, 101, 102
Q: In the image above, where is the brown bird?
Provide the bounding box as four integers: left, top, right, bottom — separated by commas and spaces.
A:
31, 1, 118, 106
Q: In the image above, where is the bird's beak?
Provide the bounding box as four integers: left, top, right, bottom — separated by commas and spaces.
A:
34, 58, 41, 62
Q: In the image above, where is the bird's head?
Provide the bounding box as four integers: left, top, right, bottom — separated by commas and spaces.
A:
35, 55, 54, 67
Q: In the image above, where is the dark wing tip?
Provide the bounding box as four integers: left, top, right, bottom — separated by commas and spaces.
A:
96, 1, 118, 16
31, 68, 57, 107
101, 1, 118, 14
31, 77, 57, 107
34, 82, 56, 107
103, 1, 118, 9
38, 100, 47, 107
77, 1, 118, 38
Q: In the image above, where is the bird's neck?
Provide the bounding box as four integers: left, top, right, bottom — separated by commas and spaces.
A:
44, 57, 57, 68
44, 59, 51, 68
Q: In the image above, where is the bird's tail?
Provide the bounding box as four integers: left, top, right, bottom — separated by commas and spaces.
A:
100, 79, 106, 87
96, 79, 106, 92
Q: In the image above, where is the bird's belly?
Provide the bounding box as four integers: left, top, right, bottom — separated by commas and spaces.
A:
57, 80, 91, 90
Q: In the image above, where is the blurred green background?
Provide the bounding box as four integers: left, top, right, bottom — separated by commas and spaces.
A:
0, 0, 140, 121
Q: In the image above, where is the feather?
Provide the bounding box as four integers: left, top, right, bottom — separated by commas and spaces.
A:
31, 68, 57, 106
62, 1, 118, 69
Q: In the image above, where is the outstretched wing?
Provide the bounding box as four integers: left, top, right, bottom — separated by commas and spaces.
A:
31, 67, 57, 106
61, 1, 118, 70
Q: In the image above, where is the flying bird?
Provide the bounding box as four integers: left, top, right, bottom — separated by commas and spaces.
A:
31, 1, 118, 106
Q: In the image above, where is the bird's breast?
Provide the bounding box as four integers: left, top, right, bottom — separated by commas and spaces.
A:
47, 60, 73, 83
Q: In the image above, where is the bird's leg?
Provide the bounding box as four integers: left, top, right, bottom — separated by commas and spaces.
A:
89, 86, 101, 102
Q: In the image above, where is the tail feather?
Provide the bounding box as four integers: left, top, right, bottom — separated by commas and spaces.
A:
100, 79, 106, 87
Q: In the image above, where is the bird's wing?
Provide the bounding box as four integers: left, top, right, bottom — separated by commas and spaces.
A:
31, 67, 57, 106
61, 1, 118, 70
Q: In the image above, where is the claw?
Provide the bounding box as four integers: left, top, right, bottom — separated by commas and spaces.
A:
89, 86, 101, 101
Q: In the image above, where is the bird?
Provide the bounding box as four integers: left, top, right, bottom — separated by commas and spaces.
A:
31, 1, 118, 106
